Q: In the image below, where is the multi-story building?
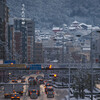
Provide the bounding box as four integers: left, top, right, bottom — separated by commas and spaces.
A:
43, 46, 63, 63
0, 0, 9, 60
27, 36, 33, 63
13, 18, 35, 63
0, 70, 9, 83
14, 32, 22, 63
88, 31, 100, 63
26, 19, 35, 63
34, 42, 44, 63
14, 18, 27, 63
8, 24, 14, 60
92, 38, 100, 63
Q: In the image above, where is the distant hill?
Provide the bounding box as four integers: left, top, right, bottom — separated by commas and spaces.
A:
7, 0, 100, 28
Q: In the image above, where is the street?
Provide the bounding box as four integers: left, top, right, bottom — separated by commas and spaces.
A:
0, 74, 68, 100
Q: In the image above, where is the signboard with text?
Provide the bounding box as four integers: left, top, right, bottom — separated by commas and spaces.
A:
29, 64, 41, 70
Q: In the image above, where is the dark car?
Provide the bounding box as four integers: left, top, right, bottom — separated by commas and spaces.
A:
30, 89, 38, 99
45, 83, 53, 93
39, 79, 44, 84
28, 77, 34, 82
12, 79, 18, 83
21, 77, 25, 83
11, 93, 20, 100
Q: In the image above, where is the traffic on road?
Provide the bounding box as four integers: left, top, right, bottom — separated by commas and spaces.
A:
0, 71, 68, 100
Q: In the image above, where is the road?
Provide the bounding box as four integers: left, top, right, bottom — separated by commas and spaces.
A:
0, 74, 68, 100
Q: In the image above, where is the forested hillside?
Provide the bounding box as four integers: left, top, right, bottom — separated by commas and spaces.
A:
7, 0, 100, 28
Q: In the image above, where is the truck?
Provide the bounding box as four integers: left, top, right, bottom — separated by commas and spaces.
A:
28, 79, 40, 96
14, 83, 23, 96
4, 84, 13, 98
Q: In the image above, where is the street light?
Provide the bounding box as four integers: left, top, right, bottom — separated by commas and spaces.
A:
9, 73, 11, 75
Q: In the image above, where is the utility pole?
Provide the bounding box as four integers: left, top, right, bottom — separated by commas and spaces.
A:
68, 67, 70, 100
62, 32, 65, 63
90, 29, 93, 100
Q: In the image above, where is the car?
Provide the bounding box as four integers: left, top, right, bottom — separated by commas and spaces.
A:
36, 75, 44, 80
11, 93, 20, 100
46, 86, 54, 98
12, 79, 17, 83
21, 77, 25, 83
28, 77, 34, 82
46, 80, 52, 84
94, 94, 100, 100
45, 83, 53, 93
30, 89, 38, 99
38, 79, 44, 84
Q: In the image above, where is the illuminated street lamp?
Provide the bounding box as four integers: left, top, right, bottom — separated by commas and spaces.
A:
11, 63, 14, 65
9, 73, 11, 75
54, 74, 57, 77
49, 65, 52, 69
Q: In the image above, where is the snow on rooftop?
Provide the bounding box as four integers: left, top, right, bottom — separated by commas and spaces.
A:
63, 24, 67, 27
79, 23, 92, 28
65, 35, 72, 37
52, 27, 60, 30
69, 27, 76, 30
79, 23, 88, 26
63, 95, 96, 100
92, 26, 100, 30
83, 48, 90, 51
72, 20, 79, 24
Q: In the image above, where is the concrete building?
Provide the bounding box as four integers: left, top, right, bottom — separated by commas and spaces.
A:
92, 38, 100, 63
14, 32, 22, 63
8, 25, 14, 60
0, 0, 9, 60
27, 36, 33, 63
43, 46, 63, 63
13, 18, 35, 63
34, 42, 44, 63
14, 18, 27, 63
0, 70, 9, 83
26, 19, 35, 63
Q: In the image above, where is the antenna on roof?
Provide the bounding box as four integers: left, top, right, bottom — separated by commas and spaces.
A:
21, 3, 25, 25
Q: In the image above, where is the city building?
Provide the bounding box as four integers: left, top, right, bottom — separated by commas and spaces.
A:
0, 0, 9, 60
13, 18, 27, 63
26, 19, 35, 63
14, 32, 22, 63
0, 70, 9, 83
52, 27, 62, 33
34, 42, 44, 63
27, 36, 33, 63
43, 46, 63, 63
13, 18, 35, 63
92, 38, 100, 63
8, 24, 14, 60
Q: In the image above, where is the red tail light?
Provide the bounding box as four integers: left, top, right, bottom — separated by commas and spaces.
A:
30, 92, 32, 95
